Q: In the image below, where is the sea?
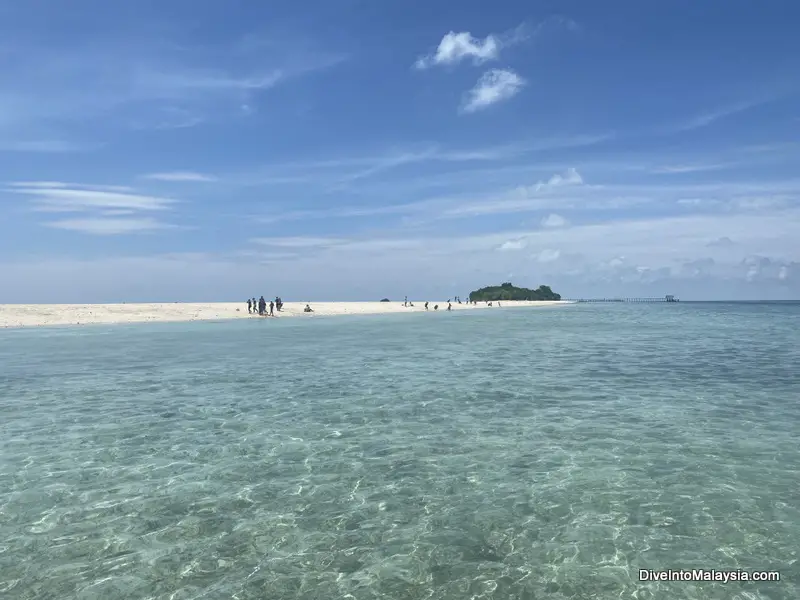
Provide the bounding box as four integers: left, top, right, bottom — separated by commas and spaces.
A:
1, 302, 798, 600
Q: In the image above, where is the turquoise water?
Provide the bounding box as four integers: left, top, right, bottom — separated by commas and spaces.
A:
1, 303, 798, 600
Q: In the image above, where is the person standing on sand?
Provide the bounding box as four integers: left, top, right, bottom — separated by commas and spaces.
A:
269, 300, 274, 316
404, 296, 408, 307
247, 298, 252, 314
447, 302, 452, 311
424, 301, 429, 310
259, 296, 266, 315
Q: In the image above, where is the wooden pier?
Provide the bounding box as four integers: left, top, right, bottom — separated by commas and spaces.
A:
565, 295, 679, 303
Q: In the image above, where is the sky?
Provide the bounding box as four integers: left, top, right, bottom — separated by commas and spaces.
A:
0, 0, 798, 302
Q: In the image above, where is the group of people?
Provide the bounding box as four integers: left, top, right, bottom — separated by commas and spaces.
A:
403, 295, 494, 312
246, 296, 315, 316
247, 296, 283, 316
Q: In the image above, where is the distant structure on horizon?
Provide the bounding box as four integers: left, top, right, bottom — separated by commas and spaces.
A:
566, 295, 679, 303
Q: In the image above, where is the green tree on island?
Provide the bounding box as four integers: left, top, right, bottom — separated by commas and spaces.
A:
468, 282, 561, 302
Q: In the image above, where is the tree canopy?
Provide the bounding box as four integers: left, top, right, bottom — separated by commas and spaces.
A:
468, 282, 561, 302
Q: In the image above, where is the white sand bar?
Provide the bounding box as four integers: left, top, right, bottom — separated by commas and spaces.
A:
0, 300, 573, 328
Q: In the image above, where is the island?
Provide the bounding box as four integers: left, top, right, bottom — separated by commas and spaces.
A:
468, 282, 562, 302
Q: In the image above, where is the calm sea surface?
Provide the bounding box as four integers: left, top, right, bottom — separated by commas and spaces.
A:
1, 302, 798, 600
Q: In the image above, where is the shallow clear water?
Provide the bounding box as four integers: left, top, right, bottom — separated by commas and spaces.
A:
1, 302, 798, 600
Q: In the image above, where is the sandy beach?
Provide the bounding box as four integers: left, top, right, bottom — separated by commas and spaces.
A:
0, 300, 572, 328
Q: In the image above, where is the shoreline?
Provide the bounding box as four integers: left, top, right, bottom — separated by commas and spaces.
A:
0, 300, 573, 329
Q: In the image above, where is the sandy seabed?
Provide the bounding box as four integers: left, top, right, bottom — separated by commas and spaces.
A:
0, 300, 572, 328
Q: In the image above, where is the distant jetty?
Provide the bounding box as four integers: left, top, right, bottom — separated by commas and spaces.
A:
564, 295, 679, 303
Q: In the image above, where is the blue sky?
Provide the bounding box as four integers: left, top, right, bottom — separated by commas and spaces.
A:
1, 0, 798, 302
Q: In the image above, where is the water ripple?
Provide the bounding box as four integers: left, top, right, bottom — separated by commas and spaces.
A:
1, 303, 798, 599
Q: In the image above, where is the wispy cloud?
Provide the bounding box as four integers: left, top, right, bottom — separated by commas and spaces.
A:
248, 166, 800, 231
143, 171, 218, 182
0, 140, 100, 153
676, 101, 757, 132
230, 140, 572, 190
253, 167, 585, 225
12, 186, 175, 212
251, 236, 348, 249
664, 95, 783, 134
9, 181, 133, 193
461, 69, 525, 113
650, 163, 734, 174
0, 34, 346, 134
7, 182, 180, 235
45, 217, 176, 235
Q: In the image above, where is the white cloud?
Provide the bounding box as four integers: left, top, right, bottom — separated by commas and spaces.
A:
251, 236, 428, 254
6, 182, 180, 235
9, 181, 133, 192
414, 31, 500, 69
497, 239, 527, 251
461, 69, 525, 113
2, 208, 798, 302
8, 181, 69, 189
542, 167, 583, 188
541, 213, 569, 228
4, 209, 796, 302
650, 163, 732, 174
535, 248, 561, 263
251, 236, 348, 249
413, 18, 575, 70
143, 171, 218, 182
100, 209, 137, 216
11, 187, 175, 212
707, 236, 735, 248
441, 168, 585, 217
45, 217, 174, 235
